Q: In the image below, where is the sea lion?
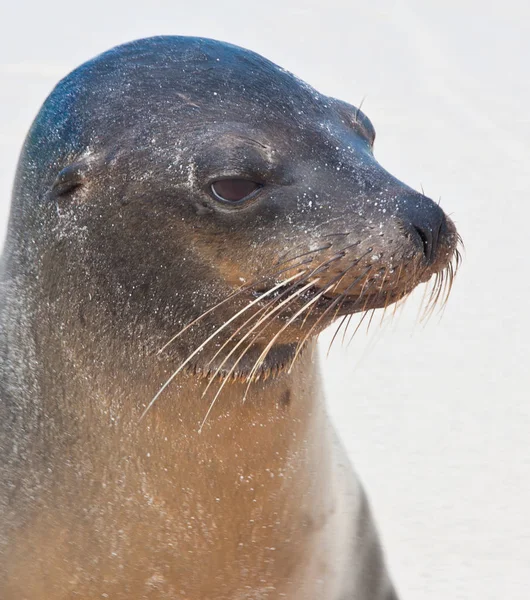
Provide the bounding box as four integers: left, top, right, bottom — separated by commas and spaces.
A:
0, 36, 460, 599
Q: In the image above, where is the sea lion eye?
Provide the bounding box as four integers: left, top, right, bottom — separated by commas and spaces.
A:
210, 179, 262, 203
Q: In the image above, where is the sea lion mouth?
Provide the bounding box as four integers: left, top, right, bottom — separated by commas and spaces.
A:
253, 282, 403, 317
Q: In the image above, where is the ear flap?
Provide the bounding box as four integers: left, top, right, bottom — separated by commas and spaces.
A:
51, 160, 90, 197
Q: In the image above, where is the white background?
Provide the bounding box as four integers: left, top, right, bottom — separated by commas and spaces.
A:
1, 1, 529, 598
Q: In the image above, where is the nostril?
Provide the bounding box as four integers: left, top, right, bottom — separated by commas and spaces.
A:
413, 225, 433, 262
433, 218, 444, 253
397, 194, 447, 264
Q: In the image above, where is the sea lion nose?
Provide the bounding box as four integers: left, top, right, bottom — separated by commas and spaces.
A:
400, 195, 447, 264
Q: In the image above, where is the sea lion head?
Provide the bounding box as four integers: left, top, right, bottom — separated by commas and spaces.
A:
5, 36, 460, 378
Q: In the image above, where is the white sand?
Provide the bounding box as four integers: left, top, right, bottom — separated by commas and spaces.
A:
1, 1, 528, 597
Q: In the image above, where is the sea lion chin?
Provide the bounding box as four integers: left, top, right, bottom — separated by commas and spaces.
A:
0, 36, 460, 599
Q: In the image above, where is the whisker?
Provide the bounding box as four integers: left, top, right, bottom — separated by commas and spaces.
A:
366, 307, 377, 334
379, 291, 393, 327
391, 266, 406, 321
347, 309, 370, 347
274, 241, 333, 268
354, 96, 367, 124
341, 313, 355, 345
327, 314, 348, 357
375, 269, 391, 326
417, 268, 433, 323
423, 269, 445, 322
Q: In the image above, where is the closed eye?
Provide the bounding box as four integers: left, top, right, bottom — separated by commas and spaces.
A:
210, 179, 263, 204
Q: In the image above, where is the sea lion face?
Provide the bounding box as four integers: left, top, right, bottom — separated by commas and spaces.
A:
19, 37, 459, 370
